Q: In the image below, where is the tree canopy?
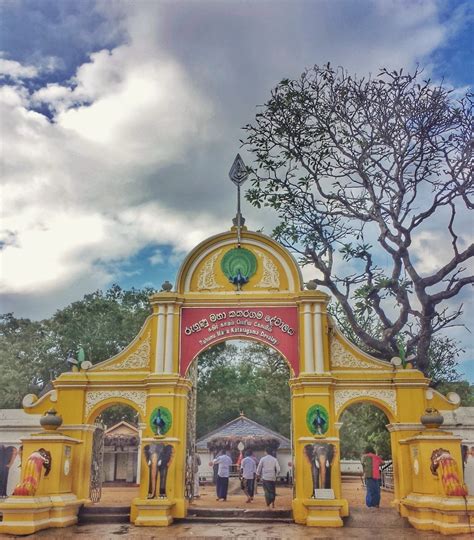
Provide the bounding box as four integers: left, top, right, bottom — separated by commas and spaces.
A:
0, 285, 156, 408
195, 341, 291, 438
244, 64, 473, 375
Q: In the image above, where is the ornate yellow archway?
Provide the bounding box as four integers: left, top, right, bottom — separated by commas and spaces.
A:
1, 225, 471, 535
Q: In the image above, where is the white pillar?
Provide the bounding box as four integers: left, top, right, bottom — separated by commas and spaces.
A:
303, 303, 315, 373
314, 303, 325, 373
164, 304, 175, 373
155, 305, 166, 372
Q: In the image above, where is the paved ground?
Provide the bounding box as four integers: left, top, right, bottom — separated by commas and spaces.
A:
95, 477, 392, 510
2, 520, 457, 539
1, 481, 463, 538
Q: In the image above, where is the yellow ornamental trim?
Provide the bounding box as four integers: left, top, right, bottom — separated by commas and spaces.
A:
85, 390, 147, 418
255, 250, 280, 289
197, 249, 223, 290
330, 335, 383, 369
334, 388, 397, 417
96, 333, 151, 371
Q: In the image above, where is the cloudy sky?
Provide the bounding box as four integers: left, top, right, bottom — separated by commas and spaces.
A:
0, 0, 473, 378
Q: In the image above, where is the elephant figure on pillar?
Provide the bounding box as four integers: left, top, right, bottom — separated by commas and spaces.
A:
305, 443, 335, 496
144, 444, 173, 499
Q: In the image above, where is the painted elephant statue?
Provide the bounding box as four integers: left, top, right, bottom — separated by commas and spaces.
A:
144, 444, 173, 499
305, 443, 335, 496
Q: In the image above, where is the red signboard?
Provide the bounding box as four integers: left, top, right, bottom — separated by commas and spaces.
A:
180, 306, 299, 376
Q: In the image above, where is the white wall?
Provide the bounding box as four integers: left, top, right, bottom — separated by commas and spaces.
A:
0, 409, 41, 496
442, 408, 474, 495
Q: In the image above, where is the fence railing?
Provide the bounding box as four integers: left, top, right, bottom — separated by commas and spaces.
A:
380, 461, 394, 491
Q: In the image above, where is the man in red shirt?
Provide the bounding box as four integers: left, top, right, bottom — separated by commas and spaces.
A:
361, 445, 384, 508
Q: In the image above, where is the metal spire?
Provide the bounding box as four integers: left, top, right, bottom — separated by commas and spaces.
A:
228, 153, 249, 247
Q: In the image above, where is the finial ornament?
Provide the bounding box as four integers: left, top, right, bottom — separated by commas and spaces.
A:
229, 154, 249, 247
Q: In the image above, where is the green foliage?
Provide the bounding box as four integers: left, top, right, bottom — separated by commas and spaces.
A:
196, 341, 291, 439
96, 404, 139, 428
434, 381, 474, 406
340, 403, 391, 460
0, 285, 155, 408
329, 302, 464, 385
49, 284, 155, 365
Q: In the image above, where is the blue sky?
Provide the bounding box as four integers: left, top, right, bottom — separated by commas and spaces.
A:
0, 0, 473, 380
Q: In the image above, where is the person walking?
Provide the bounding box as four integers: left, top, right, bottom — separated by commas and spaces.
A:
212, 450, 233, 501
240, 449, 257, 503
361, 445, 384, 508
256, 447, 280, 508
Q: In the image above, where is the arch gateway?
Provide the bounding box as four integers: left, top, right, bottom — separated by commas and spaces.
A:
1, 225, 473, 535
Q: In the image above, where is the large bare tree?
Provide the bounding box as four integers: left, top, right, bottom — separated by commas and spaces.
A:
243, 65, 473, 375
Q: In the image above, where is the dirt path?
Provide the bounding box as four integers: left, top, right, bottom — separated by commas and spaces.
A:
96, 478, 393, 510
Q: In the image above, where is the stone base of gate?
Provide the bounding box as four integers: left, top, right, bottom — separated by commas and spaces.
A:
400, 494, 474, 536
299, 498, 348, 527
0, 494, 83, 536
131, 498, 175, 526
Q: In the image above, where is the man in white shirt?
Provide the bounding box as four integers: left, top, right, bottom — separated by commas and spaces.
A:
240, 450, 257, 503
212, 451, 233, 501
256, 447, 280, 508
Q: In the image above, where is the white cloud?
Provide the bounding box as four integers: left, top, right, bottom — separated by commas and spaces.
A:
0, 0, 471, 338
149, 249, 164, 266
0, 57, 38, 80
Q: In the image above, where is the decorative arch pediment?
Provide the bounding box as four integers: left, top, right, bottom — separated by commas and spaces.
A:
329, 329, 391, 371
89, 321, 152, 372
175, 229, 304, 294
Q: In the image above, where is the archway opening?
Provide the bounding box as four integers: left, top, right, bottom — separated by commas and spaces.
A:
91, 403, 141, 507
187, 339, 293, 513
339, 402, 393, 510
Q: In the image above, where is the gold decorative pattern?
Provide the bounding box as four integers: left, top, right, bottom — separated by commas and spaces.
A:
85, 390, 147, 417
197, 249, 223, 290
330, 336, 382, 369
96, 333, 151, 370
255, 250, 280, 289
334, 389, 397, 416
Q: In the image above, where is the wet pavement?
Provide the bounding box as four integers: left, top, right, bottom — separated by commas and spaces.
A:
2, 520, 457, 539
0, 482, 467, 538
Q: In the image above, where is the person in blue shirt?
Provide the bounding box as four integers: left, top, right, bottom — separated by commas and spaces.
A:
240, 449, 257, 502
212, 450, 233, 501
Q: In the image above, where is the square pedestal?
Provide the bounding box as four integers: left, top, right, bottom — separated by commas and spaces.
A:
132, 498, 175, 526
303, 498, 348, 527
401, 493, 474, 536
0, 494, 83, 536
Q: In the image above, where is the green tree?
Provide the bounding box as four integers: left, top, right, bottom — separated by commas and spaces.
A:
0, 285, 156, 408
195, 341, 291, 438
340, 403, 391, 460
244, 65, 473, 376
0, 314, 60, 408
49, 284, 155, 365
96, 404, 139, 428
329, 302, 463, 384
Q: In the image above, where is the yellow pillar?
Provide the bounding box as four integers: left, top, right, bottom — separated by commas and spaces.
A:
399, 424, 474, 535
131, 375, 191, 526
0, 431, 83, 536
290, 375, 348, 527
